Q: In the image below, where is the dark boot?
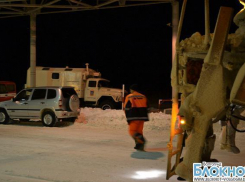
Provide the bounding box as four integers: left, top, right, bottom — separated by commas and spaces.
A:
133, 133, 146, 151
134, 144, 145, 151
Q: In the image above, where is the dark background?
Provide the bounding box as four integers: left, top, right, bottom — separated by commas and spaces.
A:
0, 0, 242, 107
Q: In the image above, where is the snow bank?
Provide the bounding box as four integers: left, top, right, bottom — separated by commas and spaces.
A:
75, 108, 172, 131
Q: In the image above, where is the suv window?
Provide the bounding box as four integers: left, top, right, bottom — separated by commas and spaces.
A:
31, 89, 47, 100
15, 89, 33, 101
47, 89, 56, 99
61, 88, 77, 98
88, 81, 96, 87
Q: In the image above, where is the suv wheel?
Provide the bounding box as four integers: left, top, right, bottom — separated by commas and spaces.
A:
0, 109, 9, 124
42, 111, 57, 127
68, 94, 80, 112
99, 100, 115, 110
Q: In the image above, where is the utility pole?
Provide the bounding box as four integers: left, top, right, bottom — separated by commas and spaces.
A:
30, 0, 37, 87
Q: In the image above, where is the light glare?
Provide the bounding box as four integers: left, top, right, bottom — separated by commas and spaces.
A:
131, 170, 165, 179
180, 119, 186, 125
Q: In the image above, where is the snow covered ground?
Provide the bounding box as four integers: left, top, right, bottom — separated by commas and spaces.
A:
0, 108, 245, 182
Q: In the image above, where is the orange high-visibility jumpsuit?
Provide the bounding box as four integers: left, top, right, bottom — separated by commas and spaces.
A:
124, 91, 149, 150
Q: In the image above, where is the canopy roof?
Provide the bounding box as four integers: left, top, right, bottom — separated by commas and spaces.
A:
0, 0, 175, 18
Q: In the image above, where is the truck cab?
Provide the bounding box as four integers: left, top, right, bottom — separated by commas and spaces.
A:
84, 78, 124, 109
0, 81, 16, 102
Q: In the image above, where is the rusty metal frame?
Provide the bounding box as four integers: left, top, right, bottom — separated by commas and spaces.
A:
0, 0, 175, 18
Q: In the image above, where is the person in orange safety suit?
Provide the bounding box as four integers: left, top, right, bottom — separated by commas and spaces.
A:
123, 84, 149, 151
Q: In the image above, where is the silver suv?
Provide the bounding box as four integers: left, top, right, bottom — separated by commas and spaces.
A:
0, 86, 80, 127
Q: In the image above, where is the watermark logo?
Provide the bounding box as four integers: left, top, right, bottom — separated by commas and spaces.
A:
193, 162, 245, 181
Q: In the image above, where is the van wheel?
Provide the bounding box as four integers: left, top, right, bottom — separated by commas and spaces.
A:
42, 111, 57, 127
99, 100, 115, 110
0, 109, 10, 124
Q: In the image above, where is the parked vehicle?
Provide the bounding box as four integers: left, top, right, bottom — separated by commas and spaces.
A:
0, 81, 16, 102
0, 86, 80, 127
25, 63, 125, 110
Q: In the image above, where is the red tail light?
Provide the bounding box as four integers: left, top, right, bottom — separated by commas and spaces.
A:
59, 99, 62, 108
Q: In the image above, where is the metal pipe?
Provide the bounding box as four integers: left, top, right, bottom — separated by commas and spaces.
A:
85, 63, 89, 74
0, 3, 87, 8
204, 0, 211, 47
69, 0, 92, 7
175, 0, 187, 48
171, 0, 184, 143
30, 11, 36, 87
122, 84, 125, 110
172, 0, 179, 64
95, 0, 118, 8
27, 0, 61, 14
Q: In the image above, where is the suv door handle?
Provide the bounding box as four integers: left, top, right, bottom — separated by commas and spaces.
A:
23, 103, 28, 105
40, 102, 45, 104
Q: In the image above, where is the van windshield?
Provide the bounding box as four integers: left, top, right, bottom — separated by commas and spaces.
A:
0, 84, 7, 94
0, 83, 16, 94
6, 84, 15, 92
98, 80, 110, 88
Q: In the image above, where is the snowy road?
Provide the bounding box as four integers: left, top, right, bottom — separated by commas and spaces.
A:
1, 108, 245, 182
0, 120, 179, 182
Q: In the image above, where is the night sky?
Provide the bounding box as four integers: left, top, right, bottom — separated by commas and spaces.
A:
0, 0, 243, 106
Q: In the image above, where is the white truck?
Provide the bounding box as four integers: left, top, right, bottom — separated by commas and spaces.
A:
25, 63, 124, 110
